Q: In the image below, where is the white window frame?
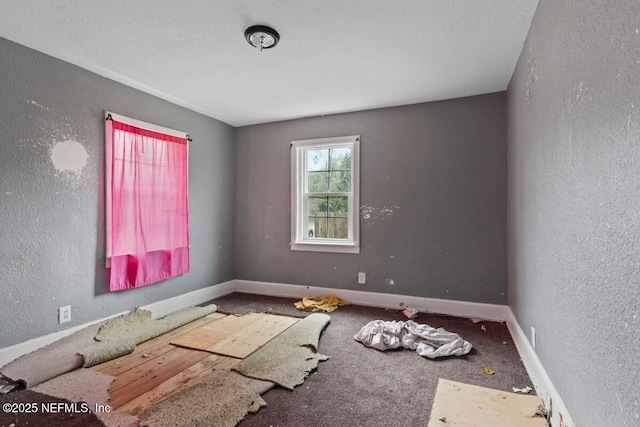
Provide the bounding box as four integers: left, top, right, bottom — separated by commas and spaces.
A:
291, 135, 360, 254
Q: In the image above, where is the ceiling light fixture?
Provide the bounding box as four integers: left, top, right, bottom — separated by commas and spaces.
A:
245, 25, 280, 51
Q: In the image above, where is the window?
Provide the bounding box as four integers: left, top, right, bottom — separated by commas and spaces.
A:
105, 112, 190, 291
291, 135, 360, 253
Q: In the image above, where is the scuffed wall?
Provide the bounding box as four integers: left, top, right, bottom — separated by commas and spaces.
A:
0, 37, 235, 348
235, 94, 507, 304
507, 1, 640, 425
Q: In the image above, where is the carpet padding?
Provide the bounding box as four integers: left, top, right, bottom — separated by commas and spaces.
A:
137, 369, 266, 427
233, 313, 330, 390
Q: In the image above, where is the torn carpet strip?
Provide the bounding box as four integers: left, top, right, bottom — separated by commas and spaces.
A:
294, 295, 350, 312
137, 370, 266, 427
233, 313, 330, 390
81, 304, 218, 367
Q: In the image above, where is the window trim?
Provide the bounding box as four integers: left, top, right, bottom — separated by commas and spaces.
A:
290, 135, 360, 254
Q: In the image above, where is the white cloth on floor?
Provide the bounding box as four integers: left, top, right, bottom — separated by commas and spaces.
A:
353, 320, 405, 351
354, 319, 472, 358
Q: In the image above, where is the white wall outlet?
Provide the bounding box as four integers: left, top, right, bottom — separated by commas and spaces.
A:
59, 305, 71, 324
531, 326, 536, 349
358, 272, 366, 285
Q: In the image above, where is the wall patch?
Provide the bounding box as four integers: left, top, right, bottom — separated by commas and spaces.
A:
50, 140, 88, 178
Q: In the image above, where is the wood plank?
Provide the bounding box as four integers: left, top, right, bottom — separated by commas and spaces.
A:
116, 354, 242, 415
108, 347, 211, 409
97, 344, 176, 377
170, 313, 267, 351
109, 346, 198, 393
427, 379, 546, 427
93, 313, 226, 373
207, 314, 299, 358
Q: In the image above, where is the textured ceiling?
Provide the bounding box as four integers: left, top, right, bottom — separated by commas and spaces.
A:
0, 0, 538, 127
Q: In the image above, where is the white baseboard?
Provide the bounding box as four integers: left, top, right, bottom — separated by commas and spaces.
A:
233, 279, 508, 321
506, 307, 574, 427
0, 281, 235, 368
0, 313, 124, 369
141, 280, 235, 318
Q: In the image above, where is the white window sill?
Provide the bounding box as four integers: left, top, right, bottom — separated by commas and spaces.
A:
290, 242, 360, 254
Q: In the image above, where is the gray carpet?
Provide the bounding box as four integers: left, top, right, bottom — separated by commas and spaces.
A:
213, 293, 534, 427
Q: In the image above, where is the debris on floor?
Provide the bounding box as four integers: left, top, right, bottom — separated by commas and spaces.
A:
481, 324, 487, 332
401, 307, 418, 319
512, 386, 532, 394
0, 384, 18, 394
483, 367, 495, 375
294, 295, 350, 312
354, 320, 472, 358
427, 378, 547, 427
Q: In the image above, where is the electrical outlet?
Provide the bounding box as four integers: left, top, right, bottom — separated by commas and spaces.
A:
358, 272, 366, 285
59, 305, 71, 324
531, 326, 536, 349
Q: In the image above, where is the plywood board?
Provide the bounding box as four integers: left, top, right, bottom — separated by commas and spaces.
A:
170, 313, 266, 351
207, 314, 299, 358
427, 379, 547, 427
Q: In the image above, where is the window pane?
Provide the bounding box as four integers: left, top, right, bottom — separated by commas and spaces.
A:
330, 147, 351, 171
311, 217, 328, 238
328, 218, 348, 239
329, 170, 351, 192
328, 196, 348, 216
309, 197, 328, 216
307, 149, 328, 171
308, 171, 329, 192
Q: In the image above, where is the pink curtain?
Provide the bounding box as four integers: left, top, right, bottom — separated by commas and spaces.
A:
107, 120, 189, 291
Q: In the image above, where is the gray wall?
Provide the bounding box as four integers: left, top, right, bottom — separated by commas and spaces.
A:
235, 94, 507, 304
507, 1, 640, 425
0, 37, 235, 348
